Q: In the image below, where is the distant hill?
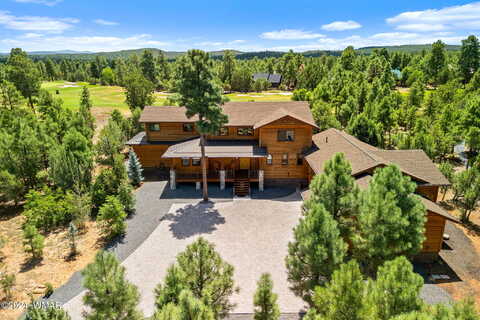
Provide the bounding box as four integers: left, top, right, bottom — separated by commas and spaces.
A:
0, 44, 462, 61
357, 44, 461, 54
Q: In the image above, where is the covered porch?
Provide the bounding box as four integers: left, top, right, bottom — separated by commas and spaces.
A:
161, 138, 267, 195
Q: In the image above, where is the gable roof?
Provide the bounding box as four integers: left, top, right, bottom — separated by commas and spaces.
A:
301, 175, 459, 223
306, 128, 449, 186
139, 101, 317, 128
253, 73, 282, 84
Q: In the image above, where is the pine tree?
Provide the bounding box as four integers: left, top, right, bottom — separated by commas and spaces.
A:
128, 149, 144, 186
174, 50, 228, 201
155, 237, 237, 318
117, 181, 136, 214
304, 153, 359, 238
286, 202, 347, 304
155, 290, 214, 320
25, 305, 71, 320
368, 256, 424, 320
253, 273, 280, 320
95, 120, 124, 165
23, 222, 44, 260
82, 251, 143, 320
68, 222, 78, 257
0, 272, 15, 300
96, 196, 127, 239
311, 260, 366, 320
459, 35, 480, 82
353, 165, 426, 275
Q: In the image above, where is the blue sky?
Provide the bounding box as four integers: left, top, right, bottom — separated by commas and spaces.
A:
0, 0, 479, 52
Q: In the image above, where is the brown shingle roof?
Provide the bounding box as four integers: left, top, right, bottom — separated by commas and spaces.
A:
161, 138, 267, 158
301, 175, 459, 223
139, 101, 316, 128
306, 128, 449, 186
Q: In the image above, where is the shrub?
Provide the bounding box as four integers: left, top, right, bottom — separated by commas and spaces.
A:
292, 88, 311, 101
97, 196, 127, 239
0, 272, 15, 300
44, 282, 54, 298
23, 223, 44, 260
23, 187, 75, 232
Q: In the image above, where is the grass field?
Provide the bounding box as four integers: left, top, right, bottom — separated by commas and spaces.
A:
42, 81, 293, 110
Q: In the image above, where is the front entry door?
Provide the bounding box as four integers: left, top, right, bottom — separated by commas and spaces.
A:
239, 158, 250, 170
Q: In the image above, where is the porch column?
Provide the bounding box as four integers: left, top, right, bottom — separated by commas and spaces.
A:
219, 170, 226, 190
170, 168, 176, 190
259, 170, 264, 192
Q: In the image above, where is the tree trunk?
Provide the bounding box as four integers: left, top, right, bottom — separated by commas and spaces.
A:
200, 134, 208, 202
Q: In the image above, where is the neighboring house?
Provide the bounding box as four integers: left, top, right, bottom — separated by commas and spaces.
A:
252, 73, 282, 87
127, 102, 457, 259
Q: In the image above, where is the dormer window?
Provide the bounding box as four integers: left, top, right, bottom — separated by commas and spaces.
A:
148, 123, 160, 131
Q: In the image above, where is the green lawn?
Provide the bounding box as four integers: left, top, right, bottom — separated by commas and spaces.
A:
41, 81, 293, 110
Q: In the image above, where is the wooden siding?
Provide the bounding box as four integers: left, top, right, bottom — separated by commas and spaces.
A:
422, 211, 446, 253
145, 122, 198, 141
417, 185, 439, 202
259, 116, 313, 180
207, 126, 259, 140
132, 145, 171, 168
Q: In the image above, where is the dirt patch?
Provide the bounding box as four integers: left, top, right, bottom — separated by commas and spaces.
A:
0, 207, 103, 320
437, 188, 480, 308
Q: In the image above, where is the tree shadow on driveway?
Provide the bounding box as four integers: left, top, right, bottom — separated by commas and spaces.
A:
162, 201, 225, 239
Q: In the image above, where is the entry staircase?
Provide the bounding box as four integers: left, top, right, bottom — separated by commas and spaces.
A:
234, 178, 250, 196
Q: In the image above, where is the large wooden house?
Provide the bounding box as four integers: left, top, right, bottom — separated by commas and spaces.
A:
127, 101, 458, 260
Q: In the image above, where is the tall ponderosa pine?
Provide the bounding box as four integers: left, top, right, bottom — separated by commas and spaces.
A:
82, 251, 143, 320
141, 50, 158, 85
459, 35, 480, 83
304, 153, 359, 238
128, 149, 144, 186
353, 165, 426, 274
286, 202, 347, 304
310, 260, 366, 320
174, 50, 228, 201
154, 237, 237, 318
253, 273, 280, 320
367, 256, 424, 320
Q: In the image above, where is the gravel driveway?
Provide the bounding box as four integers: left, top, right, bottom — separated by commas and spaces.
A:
62, 190, 305, 319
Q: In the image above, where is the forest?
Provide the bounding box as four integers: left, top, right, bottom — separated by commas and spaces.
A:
0, 34, 480, 319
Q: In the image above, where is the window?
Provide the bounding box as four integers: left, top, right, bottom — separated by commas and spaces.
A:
181, 158, 190, 166
237, 127, 253, 136
219, 127, 228, 136
148, 123, 160, 131
183, 123, 194, 132
281, 153, 288, 165
192, 158, 201, 166
266, 154, 273, 165
297, 154, 304, 166
277, 129, 295, 142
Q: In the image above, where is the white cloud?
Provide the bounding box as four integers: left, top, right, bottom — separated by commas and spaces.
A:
93, 19, 119, 26
193, 39, 247, 48
0, 11, 78, 33
260, 29, 324, 40
14, 0, 62, 6
20, 32, 43, 38
268, 33, 466, 52
0, 34, 170, 52
387, 2, 480, 31
321, 20, 362, 31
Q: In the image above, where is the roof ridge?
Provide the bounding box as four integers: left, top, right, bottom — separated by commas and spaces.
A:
333, 129, 387, 165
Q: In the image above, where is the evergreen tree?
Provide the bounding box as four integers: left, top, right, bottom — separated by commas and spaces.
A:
155, 289, 214, 320
340, 46, 356, 71
220, 50, 236, 85
124, 71, 155, 111
174, 50, 228, 201
155, 237, 237, 318
253, 273, 280, 320
311, 260, 366, 320
368, 256, 424, 320
426, 40, 446, 85
353, 165, 426, 274
304, 153, 359, 238
68, 222, 78, 257
141, 50, 158, 85
286, 202, 347, 304
82, 251, 143, 320
438, 162, 454, 201
96, 196, 127, 239
0, 80, 23, 110
128, 149, 144, 186
347, 112, 382, 147
25, 305, 71, 320
23, 222, 44, 260
117, 181, 136, 214
459, 35, 480, 82
95, 120, 124, 165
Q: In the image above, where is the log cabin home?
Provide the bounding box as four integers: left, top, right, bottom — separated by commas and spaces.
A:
127, 101, 458, 261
